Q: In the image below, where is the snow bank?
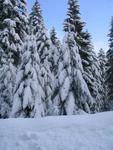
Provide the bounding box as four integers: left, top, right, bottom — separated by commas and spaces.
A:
0, 112, 113, 150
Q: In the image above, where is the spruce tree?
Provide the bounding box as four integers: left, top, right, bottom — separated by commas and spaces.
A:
106, 17, 113, 110
64, 0, 102, 113
50, 27, 61, 75
79, 32, 95, 96
79, 31, 102, 112
29, 0, 49, 62
0, 52, 15, 118
18, 0, 28, 42
0, 0, 28, 118
0, 0, 21, 66
64, 0, 85, 44
29, 0, 53, 115
11, 35, 45, 118
49, 27, 61, 115
98, 48, 107, 111
57, 0, 93, 115
0, 0, 19, 118
91, 51, 103, 112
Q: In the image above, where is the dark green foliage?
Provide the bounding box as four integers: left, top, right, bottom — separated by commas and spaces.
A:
98, 48, 107, 111
106, 17, 113, 110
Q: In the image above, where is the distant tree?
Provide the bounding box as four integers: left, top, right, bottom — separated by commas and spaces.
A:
79, 32, 95, 98
91, 51, 104, 112
106, 17, 113, 110
79, 30, 104, 112
50, 27, 61, 75
49, 27, 61, 115
98, 48, 107, 111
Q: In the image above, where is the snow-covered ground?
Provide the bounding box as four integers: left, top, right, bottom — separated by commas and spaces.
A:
0, 112, 113, 150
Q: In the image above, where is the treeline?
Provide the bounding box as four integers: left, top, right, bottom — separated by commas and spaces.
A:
0, 0, 112, 118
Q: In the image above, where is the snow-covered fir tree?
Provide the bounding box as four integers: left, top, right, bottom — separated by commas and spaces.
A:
0, 52, 15, 118
106, 17, 113, 110
49, 27, 62, 115
0, 0, 20, 118
63, 0, 103, 113
0, 0, 28, 118
0, 0, 109, 118
11, 35, 45, 118
98, 48, 107, 111
78, 31, 103, 112
79, 32, 95, 97
0, 0, 23, 66
18, 0, 28, 41
64, 0, 85, 44
56, 0, 93, 115
91, 51, 103, 112
50, 27, 61, 75
29, 0, 54, 115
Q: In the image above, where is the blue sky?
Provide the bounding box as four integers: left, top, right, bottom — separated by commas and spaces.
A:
27, 0, 113, 52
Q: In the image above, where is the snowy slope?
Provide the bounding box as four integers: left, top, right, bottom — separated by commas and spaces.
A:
0, 112, 113, 150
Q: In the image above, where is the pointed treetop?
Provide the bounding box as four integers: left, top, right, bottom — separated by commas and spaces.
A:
50, 27, 58, 45
98, 48, 105, 55
108, 16, 113, 49
64, 0, 85, 33
31, 0, 43, 20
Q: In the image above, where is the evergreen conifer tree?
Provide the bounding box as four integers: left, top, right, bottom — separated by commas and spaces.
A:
49, 27, 61, 115
0, 0, 20, 118
91, 52, 103, 112
64, 0, 103, 113
79, 31, 102, 112
57, 0, 93, 115
50, 27, 61, 75
29, 0, 53, 115
98, 48, 107, 111
106, 17, 113, 110
0, 0, 28, 118
79, 32, 95, 96
11, 35, 45, 118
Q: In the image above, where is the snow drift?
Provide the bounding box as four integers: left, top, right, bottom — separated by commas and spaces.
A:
0, 111, 113, 150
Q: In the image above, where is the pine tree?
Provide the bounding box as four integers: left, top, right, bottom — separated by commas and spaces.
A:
64, 0, 103, 113
98, 48, 107, 111
0, 0, 28, 118
106, 17, 113, 110
0, 0, 19, 118
0, 0, 20, 66
29, 0, 53, 115
64, 0, 85, 44
50, 27, 61, 75
91, 51, 103, 112
49, 27, 61, 115
57, 0, 93, 115
11, 35, 45, 118
79, 32, 95, 95
78, 31, 102, 112
29, 0, 49, 63
18, 0, 28, 41
0, 52, 15, 118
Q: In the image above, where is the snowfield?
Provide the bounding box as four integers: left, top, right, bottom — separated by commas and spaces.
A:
0, 112, 113, 150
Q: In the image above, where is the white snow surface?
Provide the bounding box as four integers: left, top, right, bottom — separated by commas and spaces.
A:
0, 112, 113, 150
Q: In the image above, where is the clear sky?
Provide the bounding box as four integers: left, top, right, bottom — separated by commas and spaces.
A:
27, 0, 113, 52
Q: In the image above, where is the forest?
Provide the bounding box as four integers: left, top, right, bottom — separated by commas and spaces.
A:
0, 0, 113, 119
